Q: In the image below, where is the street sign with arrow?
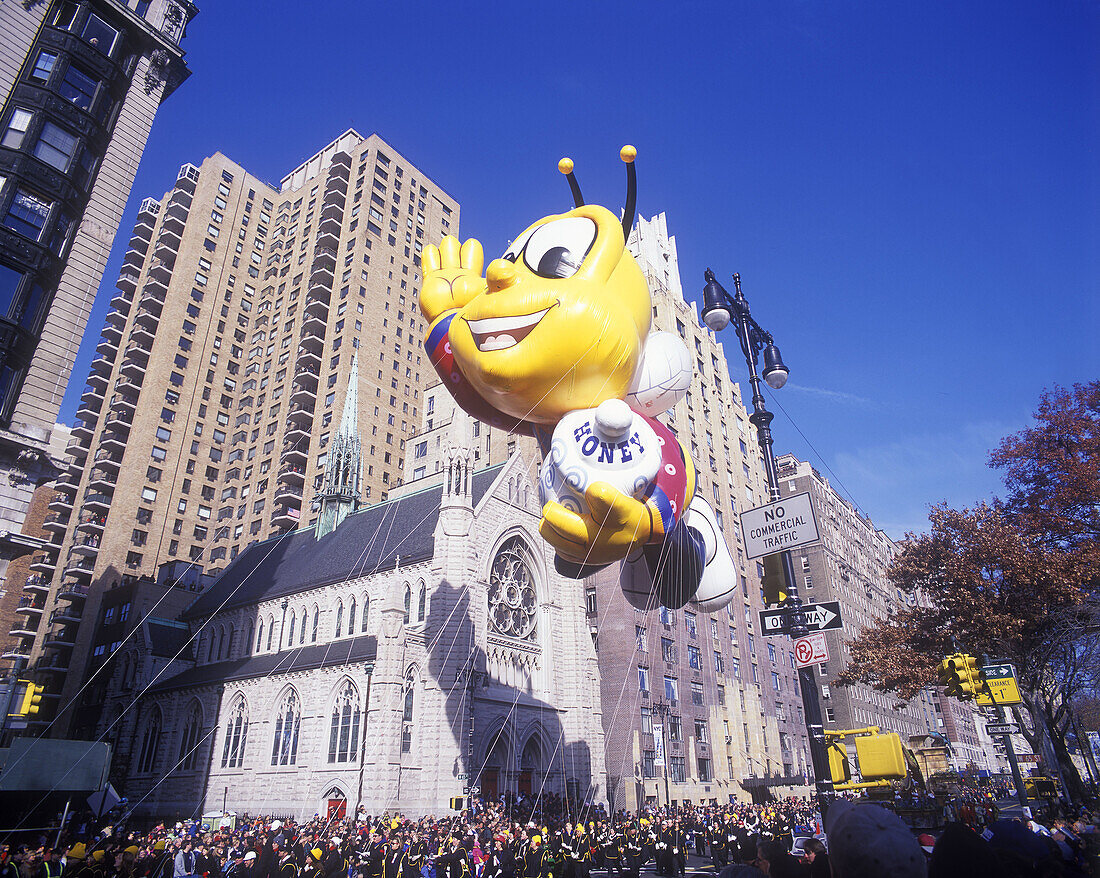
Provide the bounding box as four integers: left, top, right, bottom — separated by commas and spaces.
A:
760, 601, 844, 636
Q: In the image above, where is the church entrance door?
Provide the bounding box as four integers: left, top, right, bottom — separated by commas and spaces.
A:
327, 788, 347, 820
481, 768, 498, 801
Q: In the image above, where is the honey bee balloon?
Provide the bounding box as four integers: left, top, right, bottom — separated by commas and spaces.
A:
421, 148, 736, 611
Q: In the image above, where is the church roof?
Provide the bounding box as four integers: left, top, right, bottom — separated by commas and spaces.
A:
182, 464, 505, 620
147, 633, 378, 693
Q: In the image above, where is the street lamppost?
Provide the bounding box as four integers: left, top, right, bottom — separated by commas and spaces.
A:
651, 698, 673, 807
700, 269, 834, 821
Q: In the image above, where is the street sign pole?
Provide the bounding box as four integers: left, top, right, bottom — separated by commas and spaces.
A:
996, 702, 1030, 810
741, 353, 833, 823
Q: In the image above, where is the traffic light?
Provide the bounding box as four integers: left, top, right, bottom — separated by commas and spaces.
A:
937, 656, 965, 697
854, 732, 907, 780
16, 680, 44, 716
957, 655, 984, 699
827, 741, 851, 785
449, 797, 465, 811
761, 552, 790, 606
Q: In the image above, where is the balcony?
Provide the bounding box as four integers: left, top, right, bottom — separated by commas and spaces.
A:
35, 653, 69, 672
134, 302, 161, 329
116, 268, 140, 294
90, 354, 114, 377
103, 411, 133, 433
280, 444, 307, 466
49, 606, 82, 626
71, 535, 101, 557
315, 227, 339, 250
122, 245, 146, 270
83, 492, 112, 512
290, 382, 317, 407
58, 582, 89, 601
99, 431, 127, 453
152, 236, 177, 266
80, 385, 105, 411
271, 503, 302, 529
137, 196, 160, 222
295, 347, 320, 370
42, 512, 69, 533
312, 246, 337, 271
120, 358, 147, 383
287, 401, 314, 423
70, 419, 94, 442
48, 492, 74, 513
101, 316, 124, 341
44, 628, 77, 649
274, 483, 303, 504
323, 183, 348, 206
93, 448, 122, 469
30, 553, 58, 574
23, 575, 50, 594
86, 370, 108, 392
307, 277, 332, 305
309, 262, 334, 288
74, 397, 102, 423
129, 322, 155, 349
63, 557, 95, 579
164, 188, 192, 223
10, 618, 38, 637
16, 596, 45, 615
279, 462, 306, 483
77, 512, 107, 534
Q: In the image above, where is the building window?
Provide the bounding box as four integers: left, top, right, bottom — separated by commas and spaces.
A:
348, 597, 357, 633
328, 681, 361, 763
697, 756, 712, 782
642, 750, 656, 778
137, 707, 161, 773
178, 703, 203, 771
487, 537, 538, 640
691, 681, 704, 706
664, 676, 678, 702
34, 121, 77, 171
270, 689, 301, 766
669, 755, 686, 783
687, 645, 701, 669
81, 14, 119, 55
662, 637, 675, 662
221, 696, 248, 768
2, 109, 32, 149
334, 601, 343, 637
401, 673, 415, 753
3, 188, 51, 241
312, 607, 319, 642
641, 706, 652, 734
638, 666, 649, 692
30, 51, 57, 82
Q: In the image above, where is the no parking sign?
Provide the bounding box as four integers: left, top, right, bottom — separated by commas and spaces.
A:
794, 632, 829, 667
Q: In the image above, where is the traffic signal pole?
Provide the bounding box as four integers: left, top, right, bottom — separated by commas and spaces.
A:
996, 702, 1030, 810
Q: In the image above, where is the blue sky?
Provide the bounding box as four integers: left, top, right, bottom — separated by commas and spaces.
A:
58, 1, 1099, 539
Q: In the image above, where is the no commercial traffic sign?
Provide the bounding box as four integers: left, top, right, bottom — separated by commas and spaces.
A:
740, 492, 820, 560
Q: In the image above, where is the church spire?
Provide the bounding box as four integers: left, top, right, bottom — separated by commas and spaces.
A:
316, 352, 362, 537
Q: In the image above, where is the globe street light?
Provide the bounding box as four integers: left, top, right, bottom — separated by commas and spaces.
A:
700, 269, 833, 821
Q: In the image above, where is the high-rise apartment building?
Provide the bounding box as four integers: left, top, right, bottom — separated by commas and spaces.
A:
20, 131, 456, 736
588, 214, 810, 809
0, 1, 195, 638
773, 454, 943, 761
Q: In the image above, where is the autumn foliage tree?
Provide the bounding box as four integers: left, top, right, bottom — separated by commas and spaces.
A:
838, 382, 1100, 802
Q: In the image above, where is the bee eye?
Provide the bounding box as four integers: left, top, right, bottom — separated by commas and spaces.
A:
502, 253, 518, 263
522, 217, 596, 279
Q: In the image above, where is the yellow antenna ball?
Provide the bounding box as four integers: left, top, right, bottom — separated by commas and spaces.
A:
558, 157, 574, 175
620, 145, 637, 164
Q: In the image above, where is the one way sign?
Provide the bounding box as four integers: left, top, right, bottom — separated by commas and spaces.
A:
760, 601, 844, 636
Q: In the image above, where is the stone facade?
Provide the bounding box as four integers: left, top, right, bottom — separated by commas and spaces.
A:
106, 451, 605, 819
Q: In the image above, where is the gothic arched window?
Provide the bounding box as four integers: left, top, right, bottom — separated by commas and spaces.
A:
178, 702, 203, 770
488, 537, 538, 640
312, 605, 319, 642
334, 601, 343, 638
417, 585, 427, 622
403, 585, 411, 624
266, 615, 274, 650
361, 596, 369, 633
137, 706, 161, 774
221, 695, 248, 768
271, 689, 300, 766
244, 621, 254, 657
256, 618, 264, 652
299, 607, 307, 644
328, 680, 360, 763
287, 612, 296, 646
224, 625, 234, 659
401, 673, 414, 753
347, 598, 356, 635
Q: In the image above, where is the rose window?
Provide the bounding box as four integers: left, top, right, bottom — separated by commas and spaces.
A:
488, 537, 538, 640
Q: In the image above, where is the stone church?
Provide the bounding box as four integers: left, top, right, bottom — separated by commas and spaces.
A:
102, 361, 606, 819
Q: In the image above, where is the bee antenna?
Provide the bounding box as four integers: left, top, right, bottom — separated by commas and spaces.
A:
558, 157, 585, 208
620, 145, 637, 238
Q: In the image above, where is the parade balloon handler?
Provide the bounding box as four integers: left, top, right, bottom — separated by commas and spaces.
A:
420, 148, 736, 611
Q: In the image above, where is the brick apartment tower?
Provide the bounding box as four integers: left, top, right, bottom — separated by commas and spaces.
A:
21, 131, 456, 736
0, 0, 195, 683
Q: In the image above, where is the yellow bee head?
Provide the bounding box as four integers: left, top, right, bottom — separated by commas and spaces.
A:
449, 148, 651, 425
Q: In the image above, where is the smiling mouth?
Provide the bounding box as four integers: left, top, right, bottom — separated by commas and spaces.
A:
465, 307, 553, 352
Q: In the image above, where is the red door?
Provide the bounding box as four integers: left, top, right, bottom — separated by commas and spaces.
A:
328, 797, 347, 820
481, 768, 498, 801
